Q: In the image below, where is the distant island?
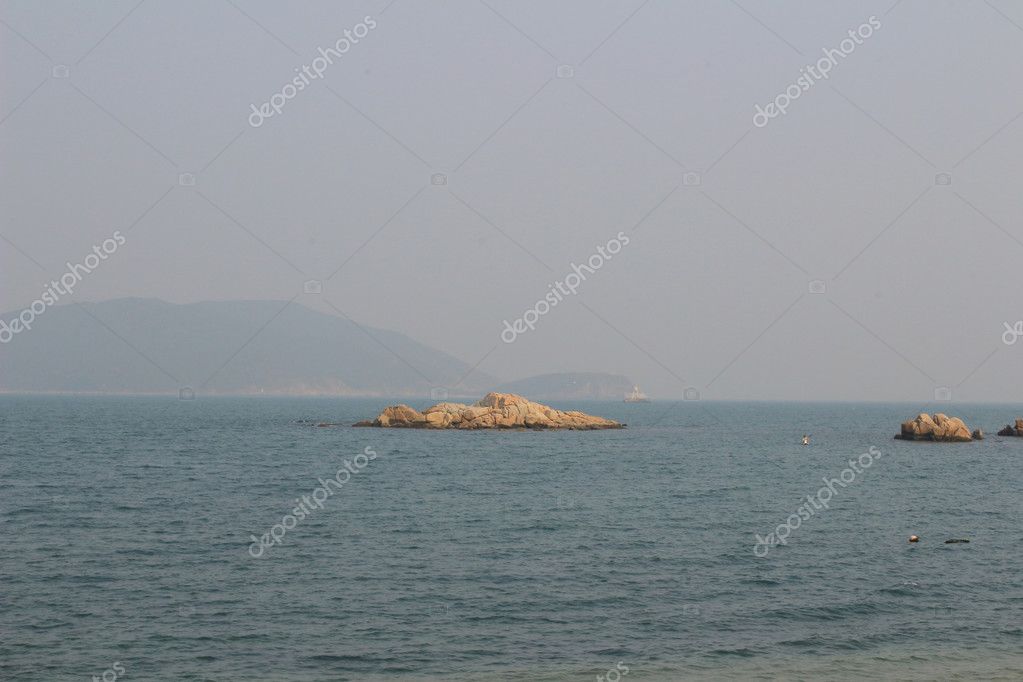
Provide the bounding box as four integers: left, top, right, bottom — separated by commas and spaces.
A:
493, 372, 636, 401
0, 298, 639, 398
354, 392, 625, 430
0, 298, 497, 396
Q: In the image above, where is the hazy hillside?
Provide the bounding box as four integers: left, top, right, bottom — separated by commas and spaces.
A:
494, 372, 636, 401
0, 298, 498, 396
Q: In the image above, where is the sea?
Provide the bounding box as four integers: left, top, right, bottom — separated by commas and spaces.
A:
1, 396, 1021, 680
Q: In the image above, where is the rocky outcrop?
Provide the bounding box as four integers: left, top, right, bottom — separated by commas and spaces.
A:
368, 404, 424, 427
353, 392, 624, 430
997, 418, 1023, 437
895, 413, 975, 442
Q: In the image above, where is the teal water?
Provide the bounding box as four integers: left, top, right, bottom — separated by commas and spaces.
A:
1, 396, 1021, 680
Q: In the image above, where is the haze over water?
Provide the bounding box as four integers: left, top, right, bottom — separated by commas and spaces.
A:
3, 1, 1023, 402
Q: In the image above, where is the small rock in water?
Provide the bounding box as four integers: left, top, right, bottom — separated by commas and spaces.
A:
997, 418, 1023, 437
944, 539, 970, 544
894, 413, 975, 442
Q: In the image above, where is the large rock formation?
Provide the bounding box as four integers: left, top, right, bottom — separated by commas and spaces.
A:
997, 418, 1023, 437
354, 392, 624, 430
895, 413, 975, 442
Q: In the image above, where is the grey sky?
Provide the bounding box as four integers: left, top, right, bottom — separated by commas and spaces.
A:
3, 0, 1023, 401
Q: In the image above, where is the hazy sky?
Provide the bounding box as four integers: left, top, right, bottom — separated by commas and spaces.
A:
3, 0, 1023, 401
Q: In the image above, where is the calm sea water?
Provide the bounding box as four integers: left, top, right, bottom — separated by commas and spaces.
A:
1, 396, 1021, 681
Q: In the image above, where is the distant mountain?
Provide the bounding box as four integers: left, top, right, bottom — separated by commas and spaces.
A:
0, 298, 498, 396
494, 372, 636, 401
